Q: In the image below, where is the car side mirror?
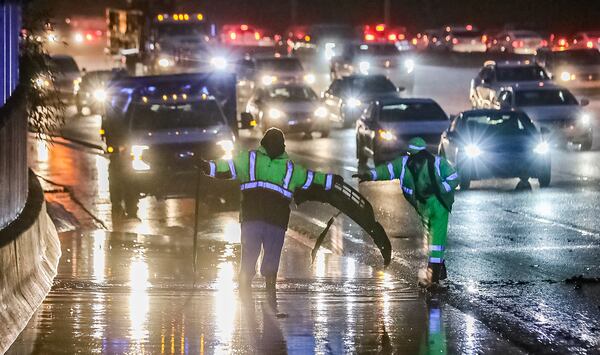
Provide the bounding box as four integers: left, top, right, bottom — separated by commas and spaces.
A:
580, 98, 590, 107
397, 87, 406, 92
240, 112, 256, 129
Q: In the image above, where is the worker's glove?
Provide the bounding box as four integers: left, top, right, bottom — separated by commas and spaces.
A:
352, 172, 371, 183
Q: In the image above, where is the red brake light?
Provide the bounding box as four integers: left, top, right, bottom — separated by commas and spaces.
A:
587, 41, 594, 48
452, 38, 458, 45
481, 35, 488, 43
365, 33, 375, 41
254, 32, 260, 40
229, 32, 237, 40
398, 33, 406, 40
375, 24, 385, 32
388, 34, 397, 41
240, 24, 248, 31
466, 24, 473, 31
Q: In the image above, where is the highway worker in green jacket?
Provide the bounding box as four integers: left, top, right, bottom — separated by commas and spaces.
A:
353, 137, 459, 288
201, 128, 341, 299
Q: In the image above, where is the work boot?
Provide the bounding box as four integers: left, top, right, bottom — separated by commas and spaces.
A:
418, 262, 443, 289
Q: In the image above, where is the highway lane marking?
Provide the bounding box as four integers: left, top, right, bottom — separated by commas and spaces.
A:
501, 207, 600, 239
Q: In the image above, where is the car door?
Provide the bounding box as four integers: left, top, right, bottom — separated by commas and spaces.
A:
440, 114, 460, 162
323, 79, 344, 121
361, 104, 378, 155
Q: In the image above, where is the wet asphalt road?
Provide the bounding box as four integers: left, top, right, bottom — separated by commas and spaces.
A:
8, 62, 600, 354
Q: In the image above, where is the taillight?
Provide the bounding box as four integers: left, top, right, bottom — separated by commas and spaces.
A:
541, 40, 548, 47
254, 32, 261, 40
398, 33, 406, 40
481, 35, 488, 43
365, 33, 375, 41
512, 40, 523, 48
587, 41, 594, 48
452, 38, 458, 45
388, 34, 397, 41
229, 32, 237, 40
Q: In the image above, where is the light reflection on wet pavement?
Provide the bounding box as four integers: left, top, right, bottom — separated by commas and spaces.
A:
8, 224, 521, 354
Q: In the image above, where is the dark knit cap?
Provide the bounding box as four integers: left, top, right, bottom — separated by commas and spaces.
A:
260, 128, 286, 158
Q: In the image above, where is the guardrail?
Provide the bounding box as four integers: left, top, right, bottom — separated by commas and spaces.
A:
0, 89, 28, 230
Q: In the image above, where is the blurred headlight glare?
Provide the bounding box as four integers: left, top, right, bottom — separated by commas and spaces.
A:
314, 106, 328, 118
534, 141, 549, 154
465, 144, 482, 158
131, 145, 150, 171
268, 108, 283, 119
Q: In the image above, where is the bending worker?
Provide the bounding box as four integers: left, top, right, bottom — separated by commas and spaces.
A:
201, 128, 341, 297
353, 137, 458, 288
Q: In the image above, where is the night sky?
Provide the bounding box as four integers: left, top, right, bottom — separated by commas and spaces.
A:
50, 0, 600, 33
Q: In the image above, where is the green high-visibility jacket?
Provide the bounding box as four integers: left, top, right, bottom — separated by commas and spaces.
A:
206, 146, 333, 228
367, 152, 459, 211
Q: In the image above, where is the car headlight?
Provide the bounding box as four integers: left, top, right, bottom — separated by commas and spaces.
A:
93, 88, 107, 102
347, 97, 362, 108
404, 58, 415, 73
261, 75, 277, 86
581, 113, 592, 126
314, 106, 328, 119
534, 141, 549, 154
217, 139, 235, 160
378, 129, 396, 141
465, 144, 481, 158
560, 71, 574, 81
131, 145, 150, 171
210, 56, 228, 70
268, 108, 283, 119
358, 61, 370, 74
158, 57, 173, 68
304, 73, 316, 84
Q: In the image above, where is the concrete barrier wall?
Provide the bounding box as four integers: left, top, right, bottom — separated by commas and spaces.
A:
0, 171, 61, 354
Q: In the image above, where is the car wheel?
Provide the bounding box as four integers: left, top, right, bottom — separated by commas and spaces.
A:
320, 128, 330, 138
538, 160, 551, 188
459, 172, 471, 190
581, 137, 593, 151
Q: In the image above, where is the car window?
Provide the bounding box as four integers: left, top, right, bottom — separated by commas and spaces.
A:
129, 100, 225, 130
496, 66, 550, 81
515, 89, 578, 106
460, 112, 535, 134
256, 58, 303, 71
51, 57, 80, 73
266, 86, 317, 100
380, 102, 447, 122
345, 77, 397, 93
328, 80, 342, 96
355, 44, 399, 55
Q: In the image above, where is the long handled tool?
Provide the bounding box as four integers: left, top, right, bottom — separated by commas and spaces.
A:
192, 167, 202, 283
311, 211, 341, 263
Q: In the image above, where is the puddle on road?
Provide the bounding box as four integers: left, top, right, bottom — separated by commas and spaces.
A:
8, 225, 520, 354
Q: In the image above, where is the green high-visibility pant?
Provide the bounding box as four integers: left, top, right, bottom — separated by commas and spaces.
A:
416, 196, 448, 264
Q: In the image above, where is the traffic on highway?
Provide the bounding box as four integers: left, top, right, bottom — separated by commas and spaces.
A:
5, 1, 600, 354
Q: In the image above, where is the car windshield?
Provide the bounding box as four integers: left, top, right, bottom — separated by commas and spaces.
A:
344, 77, 396, 93
356, 44, 399, 55
51, 57, 79, 73
551, 50, 600, 65
380, 102, 447, 122
266, 86, 317, 101
462, 112, 535, 134
257, 59, 303, 71
130, 100, 224, 130
156, 23, 210, 37
515, 89, 578, 106
496, 66, 550, 81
